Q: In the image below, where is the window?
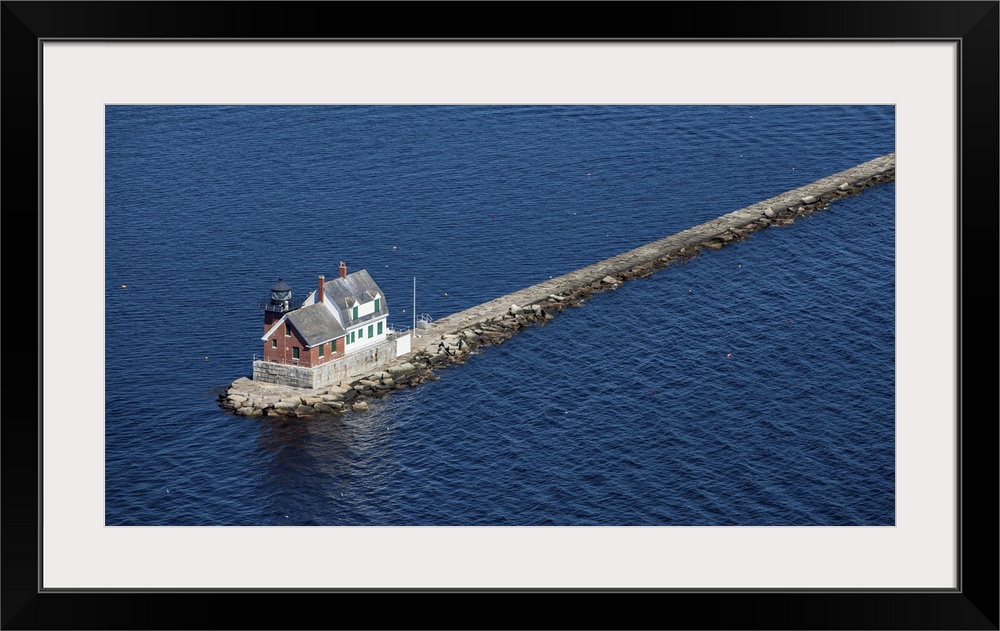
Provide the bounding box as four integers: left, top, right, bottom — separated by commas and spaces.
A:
272, 339, 277, 348
368, 324, 374, 338
352, 305, 358, 320
319, 343, 324, 357
374, 298, 380, 312
285, 323, 291, 337
359, 328, 364, 338
350, 331, 355, 344
377, 321, 383, 335
292, 347, 300, 360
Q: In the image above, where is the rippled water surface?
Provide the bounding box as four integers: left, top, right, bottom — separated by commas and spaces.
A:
105, 105, 895, 525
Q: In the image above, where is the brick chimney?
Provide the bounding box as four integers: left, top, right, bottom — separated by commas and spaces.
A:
317, 275, 325, 303
339, 261, 347, 279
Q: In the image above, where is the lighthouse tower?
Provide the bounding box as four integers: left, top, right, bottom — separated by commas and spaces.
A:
262, 277, 292, 331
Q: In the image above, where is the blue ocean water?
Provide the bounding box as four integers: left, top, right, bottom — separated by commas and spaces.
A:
104, 105, 894, 526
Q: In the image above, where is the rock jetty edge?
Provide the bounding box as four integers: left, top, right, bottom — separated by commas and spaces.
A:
220, 152, 895, 418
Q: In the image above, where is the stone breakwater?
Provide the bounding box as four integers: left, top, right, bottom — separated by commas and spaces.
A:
220, 153, 895, 418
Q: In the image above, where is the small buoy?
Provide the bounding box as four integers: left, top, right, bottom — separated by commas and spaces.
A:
205, 356, 208, 360
727, 353, 732, 358
121, 284, 126, 288
393, 246, 398, 250
651, 389, 655, 395
444, 293, 448, 297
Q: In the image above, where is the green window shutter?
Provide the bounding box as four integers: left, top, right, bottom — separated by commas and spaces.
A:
319, 343, 324, 357
368, 325, 374, 338
353, 306, 358, 320
350, 332, 354, 343
374, 298, 380, 312
377, 321, 383, 335
293, 347, 300, 359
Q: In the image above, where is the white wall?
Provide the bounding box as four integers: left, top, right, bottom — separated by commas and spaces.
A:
345, 317, 387, 353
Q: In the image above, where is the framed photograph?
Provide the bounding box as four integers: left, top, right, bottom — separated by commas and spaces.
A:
8, 2, 996, 628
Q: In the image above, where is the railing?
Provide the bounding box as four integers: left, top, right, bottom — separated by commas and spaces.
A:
416, 313, 434, 330
253, 352, 344, 367
258, 301, 289, 313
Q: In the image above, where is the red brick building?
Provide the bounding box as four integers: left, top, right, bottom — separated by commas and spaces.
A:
260, 262, 390, 369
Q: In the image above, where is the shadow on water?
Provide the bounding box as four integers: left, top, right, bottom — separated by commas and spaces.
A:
254, 403, 411, 525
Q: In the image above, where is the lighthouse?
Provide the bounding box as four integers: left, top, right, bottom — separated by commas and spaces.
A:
261, 277, 292, 331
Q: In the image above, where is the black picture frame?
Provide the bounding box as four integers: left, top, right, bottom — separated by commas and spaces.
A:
5, 2, 997, 629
